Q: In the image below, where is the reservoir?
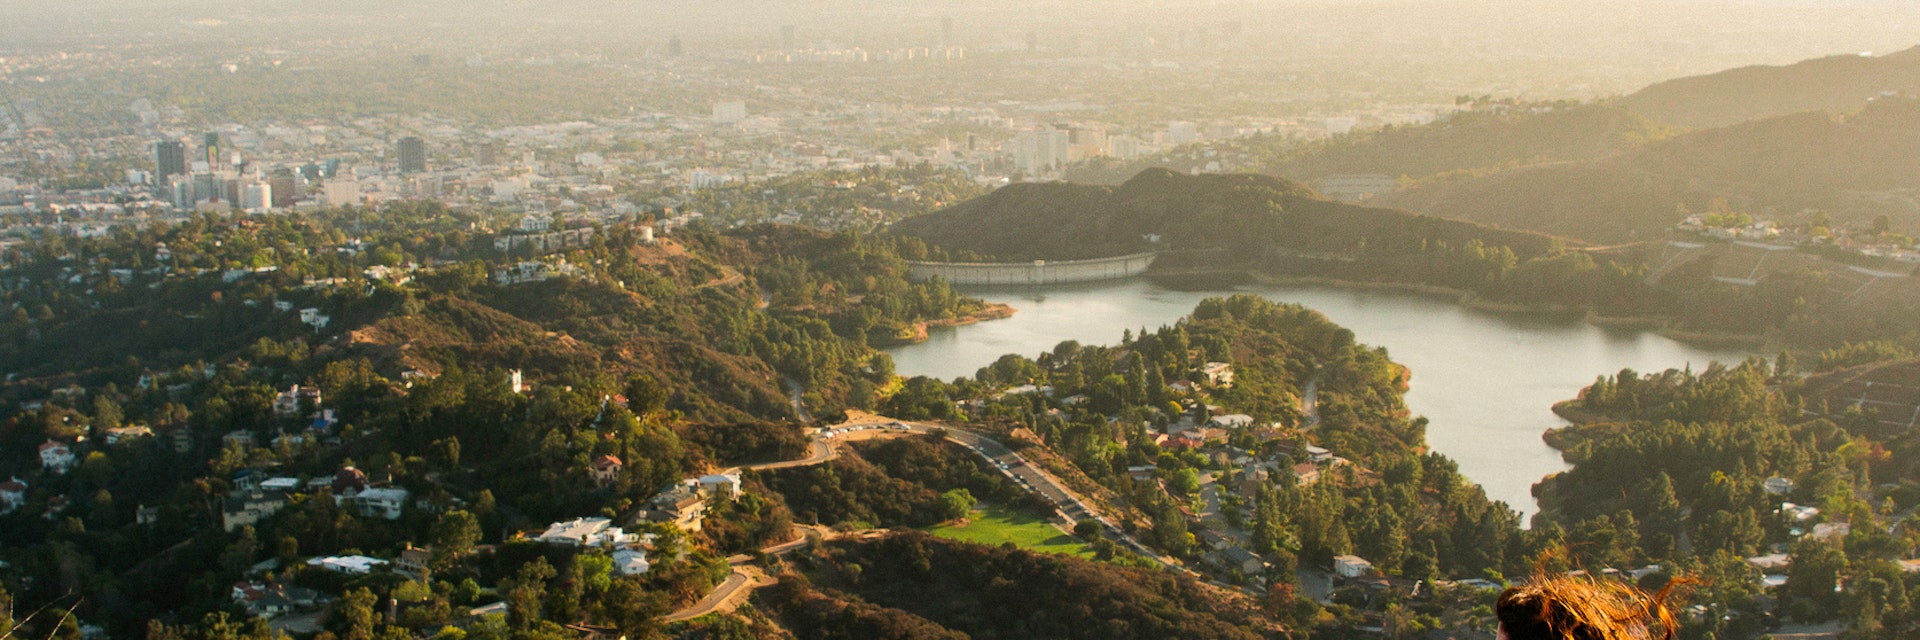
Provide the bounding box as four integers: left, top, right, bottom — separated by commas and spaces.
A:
883, 279, 1753, 521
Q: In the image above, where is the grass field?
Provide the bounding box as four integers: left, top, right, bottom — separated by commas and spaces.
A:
925, 504, 1093, 558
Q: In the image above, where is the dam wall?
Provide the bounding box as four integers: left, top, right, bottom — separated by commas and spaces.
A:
906, 252, 1158, 286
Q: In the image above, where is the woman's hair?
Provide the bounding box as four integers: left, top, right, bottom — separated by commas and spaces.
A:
1495, 572, 1683, 640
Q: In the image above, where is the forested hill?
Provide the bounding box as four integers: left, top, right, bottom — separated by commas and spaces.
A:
1374, 96, 1920, 243
1620, 46, 1920, 129
1259, 104, 1662, 184
0, 208, 978, 423
1526, 351, 1920, 638
1066, 104, 1663, 187
888, 168, 1563, 262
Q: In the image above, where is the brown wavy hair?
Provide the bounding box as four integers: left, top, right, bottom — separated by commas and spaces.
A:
1495, 572, 1685, 640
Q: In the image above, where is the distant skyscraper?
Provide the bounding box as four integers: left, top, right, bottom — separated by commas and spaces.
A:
242, 181, 272, 212
269, 174, 297, 207
667, 36, 683, 57
1014, 127, 1070, 173
1167, 121, 1199, 146
193, 172, 219, 203
941, 17, 954, 47
203, 132, 221, 168
398, 136, 427, 174
168, 177, 193, 209
475, 142, 497, 167
781, 24, 796, 50
154, 140, 186, 183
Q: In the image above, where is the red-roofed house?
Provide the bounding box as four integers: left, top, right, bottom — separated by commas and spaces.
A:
0, 478, 26, 514
590, 455, 623, 487
1292, 462, 1321, 487
331, 466, 369, 496
39, 441, 75, 473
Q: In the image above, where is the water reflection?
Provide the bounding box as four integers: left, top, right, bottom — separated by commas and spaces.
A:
884, 279, 1752, 520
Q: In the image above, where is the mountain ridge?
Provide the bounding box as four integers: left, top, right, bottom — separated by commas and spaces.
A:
1620, 46, 1920, 128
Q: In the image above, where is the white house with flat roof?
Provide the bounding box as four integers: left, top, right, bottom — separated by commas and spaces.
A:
307, 555, 388, 574
537, 517, 637, 547
1334, 555, 1374, 579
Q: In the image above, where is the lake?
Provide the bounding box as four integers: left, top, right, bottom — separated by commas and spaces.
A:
883, 279, 1754, 521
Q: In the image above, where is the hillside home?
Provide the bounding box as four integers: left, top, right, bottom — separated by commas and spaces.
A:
642, 486, 708, 532
1220, 546, 1267, 575
395, 545, 434, 579
223, 430, 256, 451
298, 308, 330, 330
231, 581, 324, 619
103, 425, 153, 445
613, 548, 651, 576
1334, 554, 1375, 579
272, 385, 321, 417
537, 517, 637, 547
0, 478, 26, 514
1200, 362, 1235, 386
1292, 462, 1321, 487
1209, 414, 1254, 429
696, 473, 741, 497
39, 441, 77, 473
343, 487, 409, 520
223, 491, 289, 532
590, 454, 623, 487
307, 555, 388, 574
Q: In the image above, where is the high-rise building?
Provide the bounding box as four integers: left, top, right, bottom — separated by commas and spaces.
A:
168, 177, 194, 209
193, 173, 219, 203
781, 25, 796, 50
1167, 121, 1199, 146
221, 177, 243, 204
398, 136, 427, 174
712, 101, 747, 124
475, 142, 498, 167
242, 181, 273, 212
1014, 127, 1071, 173
323, 180, 360, 207
203, 132, 221, 168
269, 174, 297, 207
154, 140, 186, 183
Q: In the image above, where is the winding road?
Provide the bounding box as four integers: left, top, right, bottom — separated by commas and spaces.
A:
660, 412, 1187, 623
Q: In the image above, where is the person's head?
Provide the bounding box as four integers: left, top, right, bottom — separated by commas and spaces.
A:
1495, 573, 1681, 640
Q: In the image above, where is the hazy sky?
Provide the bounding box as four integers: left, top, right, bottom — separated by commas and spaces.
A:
2, 1, 1915, 102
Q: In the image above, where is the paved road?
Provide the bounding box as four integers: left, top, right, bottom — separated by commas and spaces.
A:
659, 565, 770, 623
820, 417, 1184, 571
662, 414, 1191, 622
734, 439, 835, 472
662, 525, 843, 623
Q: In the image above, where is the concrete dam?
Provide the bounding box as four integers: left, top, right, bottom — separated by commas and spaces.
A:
905, 252, 1159, 286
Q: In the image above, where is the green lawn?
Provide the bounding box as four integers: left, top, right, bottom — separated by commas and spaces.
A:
925, 504, 1093, 558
